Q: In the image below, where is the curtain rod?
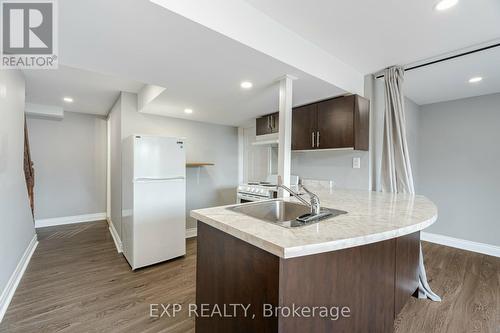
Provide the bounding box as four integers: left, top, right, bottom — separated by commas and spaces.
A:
375, 42, 500, 79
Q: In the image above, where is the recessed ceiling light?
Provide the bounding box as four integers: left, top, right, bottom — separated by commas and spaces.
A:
63, 97, 74, 103
184, 108, 193, 114
240, 81, 253, 89
468, 77, 482, 83
434, 0, 458, 11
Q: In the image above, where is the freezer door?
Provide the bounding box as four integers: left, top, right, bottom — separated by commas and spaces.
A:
134, 136, 186, 179
133, 179, 186, 269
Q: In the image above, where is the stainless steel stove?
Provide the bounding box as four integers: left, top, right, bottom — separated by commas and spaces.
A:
237, 175, 299, 203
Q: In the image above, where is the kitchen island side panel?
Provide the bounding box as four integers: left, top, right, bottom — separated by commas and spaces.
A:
196, 222, 280, 333
278, 237, 397, 333
395, 231, 421, 316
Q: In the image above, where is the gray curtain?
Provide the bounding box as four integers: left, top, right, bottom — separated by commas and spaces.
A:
381, 66, 441, 302
381, 66, 415, 194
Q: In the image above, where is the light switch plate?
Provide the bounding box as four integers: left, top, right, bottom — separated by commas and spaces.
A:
353, 157, 361, 169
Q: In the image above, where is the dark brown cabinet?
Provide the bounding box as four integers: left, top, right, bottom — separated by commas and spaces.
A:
256, 112, 279, 136
292, 94, 369, 151
291, 104, 317, 150
317, 96, 355, 149
196, 221, 420, 333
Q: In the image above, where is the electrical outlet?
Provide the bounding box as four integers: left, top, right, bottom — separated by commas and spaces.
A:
353, 157, 361, 169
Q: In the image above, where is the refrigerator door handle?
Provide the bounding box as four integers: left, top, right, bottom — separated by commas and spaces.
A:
135, 177, 185, 182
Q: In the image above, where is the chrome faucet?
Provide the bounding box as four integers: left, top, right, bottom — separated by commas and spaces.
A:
277, 178, 321, 215
300, 184, 321, 215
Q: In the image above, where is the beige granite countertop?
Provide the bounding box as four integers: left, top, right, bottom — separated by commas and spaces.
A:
191, 188, 437, 259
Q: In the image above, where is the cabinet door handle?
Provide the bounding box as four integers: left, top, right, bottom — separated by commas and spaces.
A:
312, 132, 315, 148
267, 116, 271, 130
317, 131, 320, 147
271, 115, 275, 130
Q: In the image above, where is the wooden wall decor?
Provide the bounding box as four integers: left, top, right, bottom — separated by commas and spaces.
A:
23, 117, 35, 217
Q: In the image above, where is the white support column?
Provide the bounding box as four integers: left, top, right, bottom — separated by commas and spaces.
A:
277, 75, 295, 197
237, 127, 245, 185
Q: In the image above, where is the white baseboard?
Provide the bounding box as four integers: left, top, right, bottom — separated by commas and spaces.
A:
186, 227, 197, 238
421, 232, 500, 258
35, 212, 107, 228
107, 218, 122, 253
0, 235, 38, 323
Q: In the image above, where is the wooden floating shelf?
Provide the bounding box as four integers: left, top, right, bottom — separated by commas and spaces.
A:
186, 163, 215, 167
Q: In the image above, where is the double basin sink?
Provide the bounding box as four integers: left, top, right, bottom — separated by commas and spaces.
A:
229, 199, 347, 228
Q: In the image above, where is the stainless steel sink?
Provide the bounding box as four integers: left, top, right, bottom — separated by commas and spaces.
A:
228, 199, 347, 228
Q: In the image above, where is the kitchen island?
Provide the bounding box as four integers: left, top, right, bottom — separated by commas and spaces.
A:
191, 189, 437, 333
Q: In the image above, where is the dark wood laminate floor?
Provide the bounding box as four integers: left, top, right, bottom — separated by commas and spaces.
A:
0, 221, 196, 333
0, 221, 498, 332
395, 241, 500, 333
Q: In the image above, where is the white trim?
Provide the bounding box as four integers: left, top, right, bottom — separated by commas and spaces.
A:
25, 103, 64, 120
107, 218, 122, 253
421, 232, 500, 258
186, 227, 197, 238
292, 147, 355, 153
35, 213, 107, 228
277, 75, 293, 198
106, 117, 111, 221
0, 235, 38, 323
252, 139, 278, 147
237, 127, 245, 185
137, 84, 166, 112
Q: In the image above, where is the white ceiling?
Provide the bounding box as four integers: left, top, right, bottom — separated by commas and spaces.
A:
52, 0, 344, 125
141, 75, 342, 125
148, 0, 364, 95
25, 0, 500, 121
404, 46, 500, 105
245, 0, 500, 74
23, 66, 144, 116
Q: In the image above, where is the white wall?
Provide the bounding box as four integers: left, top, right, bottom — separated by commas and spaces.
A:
368, 76, 385, 191
368, 75, 498, 247
417, 93, 500, 246
108, 96, 122, 237
290, 150, 369, 190
405, 97, 420, 186
241, 126, 272, 183
0, 70, 36, 306
108, 92, 239, 235
240, 131, 371, 190
27, 112, 107, 220
120, 92, 239, 230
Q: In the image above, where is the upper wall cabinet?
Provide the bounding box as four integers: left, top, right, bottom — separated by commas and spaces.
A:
292, 95, 369, 151
291, 103, 317, 150
256, 112, 279, 136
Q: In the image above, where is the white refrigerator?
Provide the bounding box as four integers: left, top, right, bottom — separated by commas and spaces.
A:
122, 135, 186, 270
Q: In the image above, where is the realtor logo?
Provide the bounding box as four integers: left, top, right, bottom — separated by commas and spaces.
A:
1, 0, 58, 69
